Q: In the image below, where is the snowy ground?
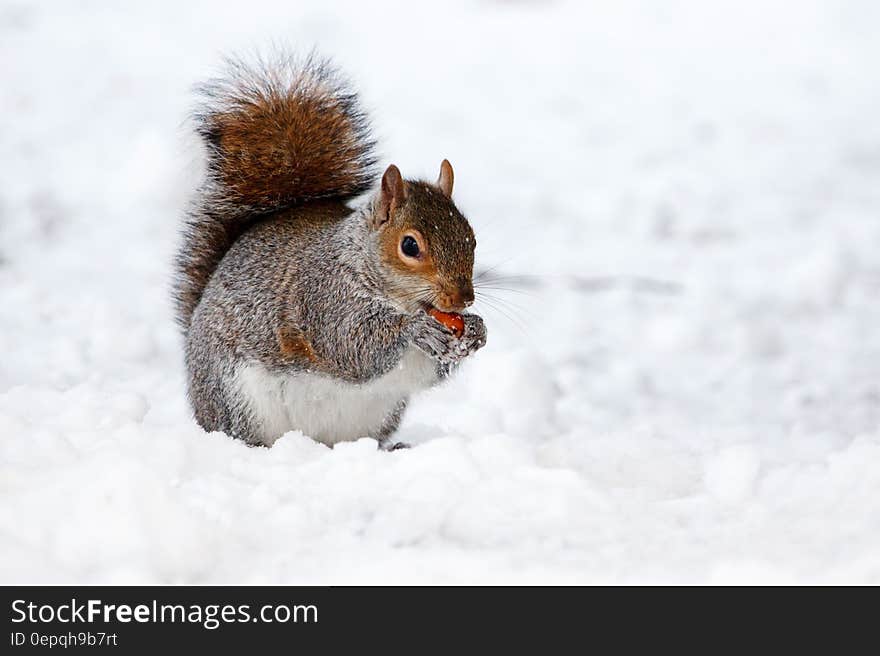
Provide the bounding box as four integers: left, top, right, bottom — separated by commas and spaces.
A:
2, 0, 879, 584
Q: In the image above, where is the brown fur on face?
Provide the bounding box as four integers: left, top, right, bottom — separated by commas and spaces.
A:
374, 164, 476, 313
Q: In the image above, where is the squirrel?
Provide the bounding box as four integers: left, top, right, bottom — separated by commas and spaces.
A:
174, 53, 487, 449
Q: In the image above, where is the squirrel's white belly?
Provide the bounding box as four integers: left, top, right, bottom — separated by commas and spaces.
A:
235, 347, 436, 446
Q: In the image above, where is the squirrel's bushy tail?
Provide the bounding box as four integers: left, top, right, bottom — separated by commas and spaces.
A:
174, 52, 377, 329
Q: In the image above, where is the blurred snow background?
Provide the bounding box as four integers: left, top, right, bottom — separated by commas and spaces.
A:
2, 0, 879, 583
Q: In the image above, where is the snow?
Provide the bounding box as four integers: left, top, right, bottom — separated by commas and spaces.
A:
2, 0, 880, 584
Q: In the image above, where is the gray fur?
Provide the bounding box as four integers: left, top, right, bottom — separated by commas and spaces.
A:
184, 201, 487, 446
177, 54, 487, 447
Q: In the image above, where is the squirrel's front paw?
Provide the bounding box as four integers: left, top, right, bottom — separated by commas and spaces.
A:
459, 313, 487, 357
410, 312, 486, 363
410, 313, 460, 363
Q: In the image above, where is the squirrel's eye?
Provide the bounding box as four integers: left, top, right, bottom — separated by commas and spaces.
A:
401, 235, 420, 258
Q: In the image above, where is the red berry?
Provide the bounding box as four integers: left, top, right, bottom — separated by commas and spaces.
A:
427, 308, 465, 338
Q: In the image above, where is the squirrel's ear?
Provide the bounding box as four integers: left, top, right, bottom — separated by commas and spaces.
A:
375, 164, 407, 228
436, 159, 454, 197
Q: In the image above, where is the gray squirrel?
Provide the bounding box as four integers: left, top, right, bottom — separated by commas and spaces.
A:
174, 54, 487, 448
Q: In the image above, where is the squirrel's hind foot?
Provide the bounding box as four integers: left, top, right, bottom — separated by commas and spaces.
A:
379, 440, 411, 451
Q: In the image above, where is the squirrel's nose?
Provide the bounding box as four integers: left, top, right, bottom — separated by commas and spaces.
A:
461, 285, 474, 308
457, 278, 474, 308
437, 280, 474, 312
